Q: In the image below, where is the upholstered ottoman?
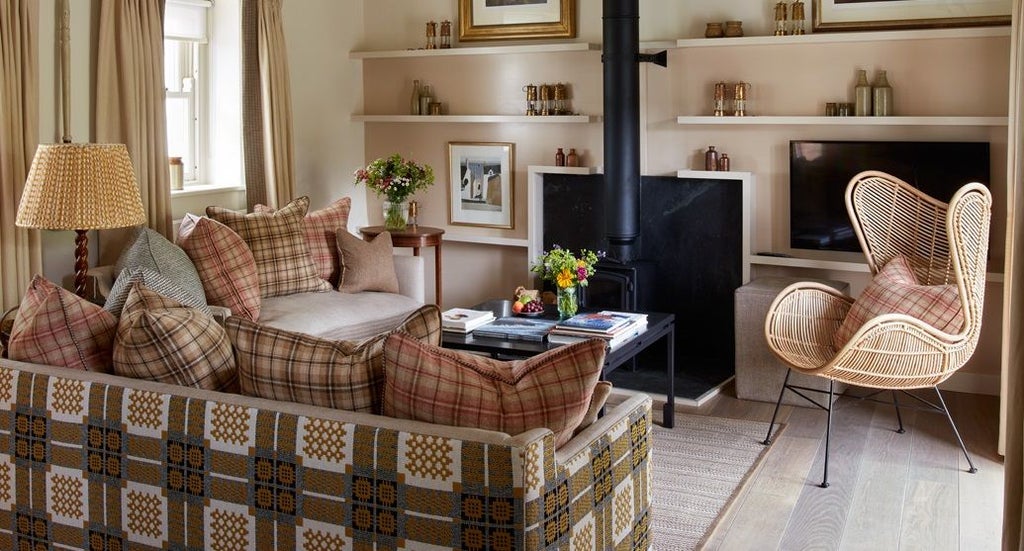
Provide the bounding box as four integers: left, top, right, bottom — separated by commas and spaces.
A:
734, 276, 850, 407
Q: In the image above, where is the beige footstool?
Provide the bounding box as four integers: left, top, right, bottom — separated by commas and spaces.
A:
734, 276, 850, 407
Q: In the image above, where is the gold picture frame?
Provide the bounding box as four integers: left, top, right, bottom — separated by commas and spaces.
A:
458, 0, 576, 42
813, 0, 1010, 32
448, 142, 515, 229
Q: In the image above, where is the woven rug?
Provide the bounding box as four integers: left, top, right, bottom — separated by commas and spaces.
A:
652, 414, 779, 550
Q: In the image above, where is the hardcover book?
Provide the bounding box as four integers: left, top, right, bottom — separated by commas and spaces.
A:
441, 308, 495, 332
472, 316, 557, 341
556, 311, 645, 334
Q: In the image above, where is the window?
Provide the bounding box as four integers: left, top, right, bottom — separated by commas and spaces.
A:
164, 0, 210, 187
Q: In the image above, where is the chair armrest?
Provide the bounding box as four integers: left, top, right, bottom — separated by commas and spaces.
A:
765, 282, 854, 371
393, 255, 425, 304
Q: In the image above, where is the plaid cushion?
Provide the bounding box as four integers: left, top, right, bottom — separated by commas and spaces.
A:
112, 283, 237, 391
226, 304, 441, 413
105, 266, 213, 318
176, 214, 262, 321
113, 227, 207, 310
383, 334, 606, 447
336, 230, 399, 293
8, 275, 117, 372
255, 196, 352, 286
207, 196, 332, 298
834, 255, 964, 347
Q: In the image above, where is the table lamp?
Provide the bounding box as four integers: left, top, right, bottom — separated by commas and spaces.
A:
15, 143, 146, 297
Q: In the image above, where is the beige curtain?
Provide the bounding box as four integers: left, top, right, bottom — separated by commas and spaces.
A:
1004, 1, 1024, 549
0, 0, 42, 310
241, 0, 295, 211
94, 0, 171, 262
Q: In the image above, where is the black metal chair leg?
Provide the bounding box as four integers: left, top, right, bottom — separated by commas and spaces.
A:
892, 390, 905, 434
820, 379, 834, 488
933, 388, 978, 474
763, 369, 792, 446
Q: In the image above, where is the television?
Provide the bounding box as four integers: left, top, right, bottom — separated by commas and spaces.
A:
789, 140, 990, 253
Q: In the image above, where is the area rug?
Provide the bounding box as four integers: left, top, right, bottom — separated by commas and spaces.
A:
652, 414, 780, 550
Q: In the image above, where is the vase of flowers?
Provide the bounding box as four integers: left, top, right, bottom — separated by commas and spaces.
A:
530, 246, 599, 320
354, 153, 434, 231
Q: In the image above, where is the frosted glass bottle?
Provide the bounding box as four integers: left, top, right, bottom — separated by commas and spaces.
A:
854, 69, 872, 117
872, 70, 893, 116
410, 79, 421, 115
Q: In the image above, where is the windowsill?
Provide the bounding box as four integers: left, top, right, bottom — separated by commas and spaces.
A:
170, 183, 245, 198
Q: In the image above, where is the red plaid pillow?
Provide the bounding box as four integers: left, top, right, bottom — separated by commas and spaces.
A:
226, 304, 441, 413
8, 275, 117, 372
383, 333, 606, 447
255, 196, 351, 286
834, 255, 964, 348
207, 196, 332, 298
112, 283, 237, 392
176, 214, 261, 321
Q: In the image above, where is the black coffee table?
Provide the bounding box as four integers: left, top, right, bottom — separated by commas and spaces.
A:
441, 305, 675, 428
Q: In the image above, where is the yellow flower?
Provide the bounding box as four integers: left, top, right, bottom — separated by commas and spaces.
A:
577, 260, 586, 268
556, 269, 574, 288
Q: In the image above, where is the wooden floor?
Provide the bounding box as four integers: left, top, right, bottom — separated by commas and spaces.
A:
614, 384, 1005, 550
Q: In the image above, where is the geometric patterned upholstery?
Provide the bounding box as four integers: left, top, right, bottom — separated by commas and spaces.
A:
0, 358, 651, 550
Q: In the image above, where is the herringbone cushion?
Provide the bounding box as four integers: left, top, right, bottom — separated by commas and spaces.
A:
176, 214, 262, 322
105, 266, 212, 318
112, 283, 237, 391
255, 196, 352, 286
834, 255, 964, 347
227, 304, 441, 413
336, 230, 399, 294
8, 275, 117, 372
113, 227, 207, 310
207, 196, 332, 298
383, 333, 605, 447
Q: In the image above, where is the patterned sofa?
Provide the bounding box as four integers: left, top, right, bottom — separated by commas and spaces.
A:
0, 357, 652, 550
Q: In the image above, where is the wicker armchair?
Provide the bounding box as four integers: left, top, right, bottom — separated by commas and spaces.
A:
761, 170, 992, 488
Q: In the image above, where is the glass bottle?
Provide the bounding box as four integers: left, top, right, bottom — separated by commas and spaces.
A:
555, 147, 565, 167
410, 79, 421, 115
872, 70, 893, 116
419, 84, 432, 116
705, 146, 719, 171
566, 148, 579, 167
854, 69, 872, 117
718, 153, 730, 171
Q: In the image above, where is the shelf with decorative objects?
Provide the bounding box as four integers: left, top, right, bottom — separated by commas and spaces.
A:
349, 42, 600, 59
675, 26, 1008, 48
352, 115, 601, 123
676, 116, 1007, 126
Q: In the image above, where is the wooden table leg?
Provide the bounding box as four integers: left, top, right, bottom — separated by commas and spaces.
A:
435, 242, 442, 306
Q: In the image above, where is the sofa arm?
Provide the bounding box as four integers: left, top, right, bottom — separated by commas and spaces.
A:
393, 255, 426, 304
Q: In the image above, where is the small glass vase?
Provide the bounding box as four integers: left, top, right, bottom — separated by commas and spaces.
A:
557, 285, 578, 321
383, 200, 409, 230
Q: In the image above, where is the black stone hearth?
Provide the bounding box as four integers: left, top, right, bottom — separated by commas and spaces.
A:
543, 174, 743, 399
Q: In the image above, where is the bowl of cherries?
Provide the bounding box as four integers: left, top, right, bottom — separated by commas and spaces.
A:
511, 291, 545, 317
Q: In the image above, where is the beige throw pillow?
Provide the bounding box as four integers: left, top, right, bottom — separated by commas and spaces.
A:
336, 229, 399, 294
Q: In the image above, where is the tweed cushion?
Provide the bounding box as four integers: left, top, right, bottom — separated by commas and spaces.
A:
834, 255, 964, 347
176, 214, 261, 322
227, 304, 441, 413
255, 196, 352, 286
207, 196, 332, 298
8, 275, 117, 372
112, 283, 237, 391
383, 333, 606, 447
113, 227, 207, 309
105, 266, 213, 318
336, 229, 399, 294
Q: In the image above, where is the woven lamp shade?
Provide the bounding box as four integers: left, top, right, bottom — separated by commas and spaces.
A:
16, 143, 145, 230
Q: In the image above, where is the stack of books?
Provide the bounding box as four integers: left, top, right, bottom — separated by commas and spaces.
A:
548, 311, 648, 350
471, 316, 557, 342
441, 308, 495, 333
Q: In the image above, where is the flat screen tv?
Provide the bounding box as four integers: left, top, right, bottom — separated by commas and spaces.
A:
789, 140, 990, 253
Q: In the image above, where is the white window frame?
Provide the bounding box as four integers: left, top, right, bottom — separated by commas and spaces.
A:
165, 39, 203, 183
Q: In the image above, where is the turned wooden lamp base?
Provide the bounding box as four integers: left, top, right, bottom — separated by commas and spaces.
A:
74, 229, 89, 298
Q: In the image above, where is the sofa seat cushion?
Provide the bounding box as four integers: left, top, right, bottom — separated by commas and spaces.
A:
226, 304, 440, 413
383, 333, 606, 448
259, 290, 422, 341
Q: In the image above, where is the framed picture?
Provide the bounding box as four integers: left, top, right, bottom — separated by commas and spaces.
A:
448, 142, 515, 229
458, 0, 576, 41
813, 0, 1010, 32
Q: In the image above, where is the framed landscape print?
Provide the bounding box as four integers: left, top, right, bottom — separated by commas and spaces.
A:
448, 142, 515, 229
813, 0, 1010, 32
458, 0, 576, 41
